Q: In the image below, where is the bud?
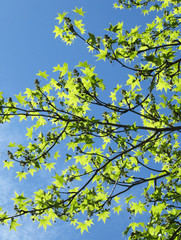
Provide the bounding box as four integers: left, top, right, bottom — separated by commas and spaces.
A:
34, 79, 39, 85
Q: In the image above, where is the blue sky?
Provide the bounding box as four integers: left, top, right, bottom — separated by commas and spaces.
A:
0, 1, 158, 239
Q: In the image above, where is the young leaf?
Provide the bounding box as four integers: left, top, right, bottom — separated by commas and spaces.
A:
59, 63, 68, 77
38, 216, 52, 231
97, 210, 110, 223
55, 12, 68, 24
36, 71, 49, 80
3, 161, 14, 170
10, 219, 21, 231
15, 92, 26, 105
16, 172, 28, 181
73, 7, 86, 16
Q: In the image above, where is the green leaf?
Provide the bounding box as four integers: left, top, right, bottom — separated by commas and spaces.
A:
26, 126, 34, 139
151, 203, 166, 216
29, 168, 36, 176
147, 173, 155, 190
54, 151, 60, 160
36, 70, 49, 79
3, 161, 14, 170
125, 195, 135, 204
53, 26, 63, 38
126, 75, 140, 90
59, 63, 68, 77
52, 174, 64, 188
35, 116, 47, 128
113, 205, 122, 215
113, 3, 124, 10
48, 209, 58, 223
74, 155, 88, 166
53, 64, 62, 72
12, 192, 27, 203
55, 12, 68, 24
129, 222, 140, 232
8, 142, 16, 147
73, 7, 86, 16
76, 219, 94, 234
76, 61, 91, 68
42, 84, 52, 94
110, 91, 117, 101
156, 78, 170, 93
67, 141, 78, 151
74, 20, 85, 34
130, 201, 146, 216
15, 92, 26, 105
44, 163, 56, 172
132, 134, 143, 146
0, 91, 3, 100
19, 115, 27, 122
95, 49, 108, 61
114, 196, 120, 203
87, 33, 96, 46
38, 216, 52, 230
97, 210, 110, 223
10, 219, 21, 231
16, 172, 28, 181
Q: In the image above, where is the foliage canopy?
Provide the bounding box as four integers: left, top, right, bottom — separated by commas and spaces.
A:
0, 0, 181, 239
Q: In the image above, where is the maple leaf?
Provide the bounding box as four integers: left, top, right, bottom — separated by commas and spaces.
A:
73, 7, 86, 16
44, 163, 56, 172
16, 171, 28, 181
10, 219, 21, 231
53, 26, 63, 38
36, 70, 49, 79
59, 63, 68, 77
55, 12, 67, 24
38, 216, 52, 230
15, 92, 26, 105
95, 49, 108, 61
26, 126, 34, 139
52, 174, 64, 188
130, 201, 146, 215
53, 64, 62, 72
3, 161, 14, 170
97, 210, 110, 223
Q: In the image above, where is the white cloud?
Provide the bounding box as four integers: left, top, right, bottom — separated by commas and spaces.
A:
0, 217, 80, 240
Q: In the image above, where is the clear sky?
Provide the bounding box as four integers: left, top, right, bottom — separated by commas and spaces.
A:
0, 1, 157, 239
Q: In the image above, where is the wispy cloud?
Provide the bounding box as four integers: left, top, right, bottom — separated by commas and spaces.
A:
0, 216, 80, 240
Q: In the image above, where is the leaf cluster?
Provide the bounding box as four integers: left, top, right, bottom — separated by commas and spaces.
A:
0, 0, 180, 238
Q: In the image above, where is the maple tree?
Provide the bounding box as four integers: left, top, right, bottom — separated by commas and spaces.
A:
0, 0, 181, 239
